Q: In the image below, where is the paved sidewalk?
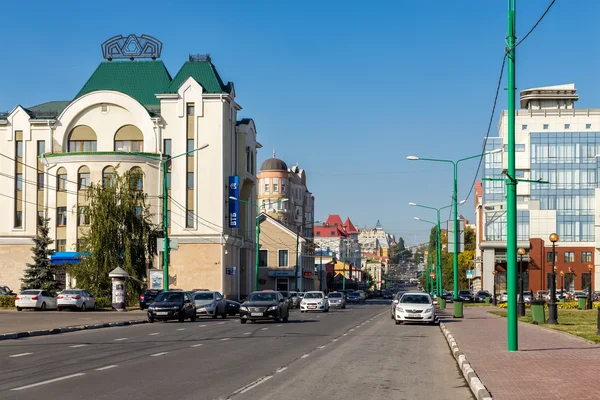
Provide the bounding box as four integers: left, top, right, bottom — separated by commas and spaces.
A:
439, 306, 600, 400
0, 309, 146, 334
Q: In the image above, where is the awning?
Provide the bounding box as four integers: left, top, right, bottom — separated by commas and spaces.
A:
50, 252, 88, 265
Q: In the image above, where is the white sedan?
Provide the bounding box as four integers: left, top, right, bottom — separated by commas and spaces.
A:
57, 289, 97, 311
394, 292, 437, 325
300, 291, 329, 312
15, 290, 57, 311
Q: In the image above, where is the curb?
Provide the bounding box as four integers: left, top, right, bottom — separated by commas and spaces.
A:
0, 319, 147, 341
439, 321, 493, 400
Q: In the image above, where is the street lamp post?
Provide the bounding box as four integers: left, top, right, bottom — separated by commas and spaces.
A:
126, 145, 209, 291
547, 233, 559, 325
492, 270, 498, 306
588, 265, 593, 310
407, 149, 502, 305
517, 248, 526, 317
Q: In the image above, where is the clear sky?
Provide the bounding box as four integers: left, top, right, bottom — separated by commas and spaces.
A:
1, 0, 598, 246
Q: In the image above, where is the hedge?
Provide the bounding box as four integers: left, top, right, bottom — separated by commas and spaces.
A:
0, 296, 16, 308
498, 301, 599, 309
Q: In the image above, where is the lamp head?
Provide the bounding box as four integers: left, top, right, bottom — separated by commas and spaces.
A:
408, 202, 417, 206
549, 233, 559, 243
492, 270, 497, 275
413, 217, 420, 221
589, 265, 594, 271
406, 156, 419, 161
518, 248, 526, 256
458, 200, 467, 205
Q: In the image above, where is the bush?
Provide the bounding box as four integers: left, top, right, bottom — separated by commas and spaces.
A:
95, 296, 112, 309
0, 296, 16, 308
497, 301, 599, 310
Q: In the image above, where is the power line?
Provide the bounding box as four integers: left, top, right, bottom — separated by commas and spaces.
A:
513, 0, 556, 50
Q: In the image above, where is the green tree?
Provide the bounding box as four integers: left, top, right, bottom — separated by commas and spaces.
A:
439, 225, 476, 291
21, 217, 61, 294
69, 168, 159, 300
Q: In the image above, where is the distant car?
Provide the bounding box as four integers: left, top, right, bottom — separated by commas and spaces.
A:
573, 290, 588, 299
499, 292, 508, 303
355, 290, 367, 302
193, 291, 227, 319
147, 291, 196, 323
474, 290, 491, 303
15, 290, 57, 311
327, 292, 346, 309
440, 290, 454, 303
0, 285, 16, 296
239, 291, 289, 323
394, 292, 436, 325
374, 290, 382, 297
382, 291, 393, 299
57, 289, 97, 311
347, 292, 361, 303
139, 289, 163, 310
300, 291, 329, 312
290, 291, 300, 308
278, 291, 294, 309
458, 290, 474, 303
520, 291, 533, 304
225, 300, 241, 316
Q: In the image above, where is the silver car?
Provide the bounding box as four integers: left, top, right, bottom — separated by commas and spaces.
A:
290, 291, 300, 308
57, 289, 97, 311
390, 291, 408, 319
193, 291, 227, 319
327, 292, 346, 308
15, 290, 57, 311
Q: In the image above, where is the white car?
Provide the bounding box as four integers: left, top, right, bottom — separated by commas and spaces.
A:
394, 292, 436, 325
16, 289, 57, 311
193, 291, 227, 318
300, 291, 329, 312
57, 289, 97, 311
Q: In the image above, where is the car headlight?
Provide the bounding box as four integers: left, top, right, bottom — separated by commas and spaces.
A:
301, 301, 306, 305
318, 301, 324, 305
424, 307, 433, 314
172, 305, 180, 309
397, 307, 404, 312
240, 306, 248, 311
267, 305, 277, 311
148, 306, 154, 311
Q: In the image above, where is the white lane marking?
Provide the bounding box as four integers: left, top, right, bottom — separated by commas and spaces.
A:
356, 325, 361, 328
69, 344, 87, 348
9, 353, 33, 358
199, 324, 207, 327
276, 324, 283, 327
343, 333, 348, 336
234, 375, 273, 395
148, 333, 160, 336
244, 332, 252, 335
176, 328, 185, 331
220, 338, 230, 341
95, 365, 118, 371
276, 367, 288, 373
333, 338, 338, 342
261, 328, 268, 331
318, 345, 326, 349
150, 352, 168, 357
218, 322, 225, 325
301, 354, 310, 359
191, 344, 204, 348
349, 329, 355, 332
10, 373, 85, 391
113, 338, 128, 341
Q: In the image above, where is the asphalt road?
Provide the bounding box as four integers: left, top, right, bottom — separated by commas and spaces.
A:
1, 301, 472, 400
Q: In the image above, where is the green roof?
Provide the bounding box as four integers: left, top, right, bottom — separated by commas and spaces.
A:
24, 101, 71, 119
76, 61, 172, 105
166, 61, 231, 94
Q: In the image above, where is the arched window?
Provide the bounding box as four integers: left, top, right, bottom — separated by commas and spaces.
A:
102, 166, 115, 187
129, 167, 143, 190
56, 167, 67, 191
77, 166, 90, 190
68, 126, 97, 152
114, 125, 144, 152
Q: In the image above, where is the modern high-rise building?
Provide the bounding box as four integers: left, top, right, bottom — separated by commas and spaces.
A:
479, 84, 600, 295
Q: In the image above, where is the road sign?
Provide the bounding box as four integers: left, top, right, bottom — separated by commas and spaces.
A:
466, 269, 473, 279
157, 238, 178, 251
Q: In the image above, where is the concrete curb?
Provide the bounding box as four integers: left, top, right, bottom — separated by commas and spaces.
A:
0, 319, 147, 341
439, 322, 493, 400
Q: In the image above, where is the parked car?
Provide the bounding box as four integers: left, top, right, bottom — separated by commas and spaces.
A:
520, 291, 533, 304
499, 292, 508, 303
15, 290, 57, 311
225, 299, 241, 316
440, 290, 454, 303
147, 291, 196, 323
374, 290, 382, 297
382, 291, 393, 299
327, 292, 346, 309
57, 289, 96, 311
573, 290, 588, 299
365, 290, 374, 299
390, 291, 408, 319
139, 289, 163, 310
394, 292, 436, 325
278, 291, 294, 309
300, 291, 329, 312
239, 290, 289, 323
458, 290, 474, 303
347, 291, 362, 303
193, 291, 227, 318
355, 290, 367, 302
0, 285, 16, 296
290, 291, 300, 308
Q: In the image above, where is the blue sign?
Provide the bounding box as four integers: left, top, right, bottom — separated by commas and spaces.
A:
228, 176, 239, 228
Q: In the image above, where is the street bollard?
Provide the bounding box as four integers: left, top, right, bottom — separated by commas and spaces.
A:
559, 297, 565, 304
438, 297, 446, 310
530, 300, 546, 324
453, 298, 464, 318
484, 296, 491, 304
578, 297, 587, 310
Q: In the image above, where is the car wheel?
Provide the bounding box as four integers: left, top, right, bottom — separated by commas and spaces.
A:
16, 307, 22, 311
283, 314, 289, 323
81, 303, 86, 312
221, 310, 227, 319
58, 307, 62, 312
240, 319, 247, 324
190, 313, 197, 322
212, 312, 218, 319
395, 320, 401, 325
148, 316, 154, 323
92, 303, 97, 311
41, 302, 46, 311
178, 312, 185, 322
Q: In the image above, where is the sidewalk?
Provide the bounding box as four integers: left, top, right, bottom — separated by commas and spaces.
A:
439, 306, 600, 400
0, 309, 146, 335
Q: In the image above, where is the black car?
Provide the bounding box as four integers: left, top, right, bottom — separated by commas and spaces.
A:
382, 291, 393, 299
374, 290, 383, 298
474, 290, 491, 303
225, 299, 241, 316
147, 291, 196, 323
139, 289, 163, 310
239, 291, 289, 324
458, 290, 474, 303
440, 290, 454, 303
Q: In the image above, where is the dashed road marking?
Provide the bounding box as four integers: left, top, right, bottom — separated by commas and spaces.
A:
318, 345, 326, 349
261, 328, 268, 331
218, 322, 225, 325
149, 333, 160, 336
244, 332, 252, 335
276, 324, 282, 327
199, 324, 207, 327
333, 338, 338, 342
343, 333, 348, 336
301, 354, 310, 359
191, 344, 204, 347
95, 365, 118, 371
10, 373, 85, 391
349, 329, 355, 332
113, 338, 128, 341
276, 367, 288, 373
234, 376, 273, 395
221, 338, 230, 341
69, 344, 87, 348
9, 353, 33, 358
150, 352, 168, 357
176, 328, 185, 331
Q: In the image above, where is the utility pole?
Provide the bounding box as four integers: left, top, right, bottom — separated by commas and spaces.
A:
506, 0, 518, 352
295, 224, 300, 291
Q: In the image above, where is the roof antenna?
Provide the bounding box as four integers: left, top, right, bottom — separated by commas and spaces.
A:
273, 147, 276, 158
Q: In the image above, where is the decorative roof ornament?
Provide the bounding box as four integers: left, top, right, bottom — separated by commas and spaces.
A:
102, 34, 162, 61
189, 54, 211, 62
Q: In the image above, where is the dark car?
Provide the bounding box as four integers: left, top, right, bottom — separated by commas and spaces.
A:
458, 290, 474, 303
374, 290, 383, 298
239, 291, 289, 324
278, 291, 294, 309
440, 290, 454, 303
0, 285, 16, 297
382, 291, 393, 299
139, 289, 163, 310
347, 292, 361, 303
225, 299, 241, 316
147, 291, 196, 323
474, 290, 491, 303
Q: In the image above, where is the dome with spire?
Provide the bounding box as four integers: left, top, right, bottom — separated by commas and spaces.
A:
260, 157, 288, 171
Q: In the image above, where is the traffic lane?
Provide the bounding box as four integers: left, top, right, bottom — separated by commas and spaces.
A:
2, 305, 388, 400
237, 312, 474, 400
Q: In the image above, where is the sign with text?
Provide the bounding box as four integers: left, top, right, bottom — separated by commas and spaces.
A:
149, 270, 163, 289
228, 176, 239, 228
466, 270, 473, 279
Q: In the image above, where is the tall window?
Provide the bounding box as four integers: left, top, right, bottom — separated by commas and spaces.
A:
78, 167, 90, 190
264, 183, 269, 193
166, 172, 171, 189
78, 207, 89, 226
130, 167, 143, 190
57, 169, 67, 191
115, 140, 143, 152
56, 239, 66, 252
187, 172, 194, 189
582, 252, 592, 262
57, 207, 67, 226
15, 211, 22, 228
37, 140, 45, 156
258, 250, 268, 267
37, 173, 45, 190
582, 273, 592, 290
273, 183, 279, 192
16, 173, 22, 191
163, 139, 172, 157
563, 252, 575, 262
16, 141, 23, 158
186, 210, 194, 228
278, 250, 289, 267
187, 139, 194, 153
546, 252, 557, 262
114, 125, 143, 152
37, 211, 44, 226
103, 166, 115, 187
68, 125, 97, 153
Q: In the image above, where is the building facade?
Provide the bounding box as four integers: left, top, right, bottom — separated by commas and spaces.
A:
0, 46, 259, 299
479, 84, 600, 294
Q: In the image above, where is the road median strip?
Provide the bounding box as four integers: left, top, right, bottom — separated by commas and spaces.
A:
0, 319, 147, 341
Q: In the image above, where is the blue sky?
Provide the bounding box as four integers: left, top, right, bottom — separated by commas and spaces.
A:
1, 0, 599, 246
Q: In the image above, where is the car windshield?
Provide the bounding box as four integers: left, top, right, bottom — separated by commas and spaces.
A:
145, 290, 161, 295
247, 293, 278, 302
61, 290, 81, 295
329, 293, 342, 298
349, 292, 359, 296
304, 292, 323, 299
523, 291, 532, 295
459, 291, 471, 295
400, 295, 431, 304
477, 291, 488, 295
155, 292, 183, 302
194, 293, 214, 300
21, 290, 41, 295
